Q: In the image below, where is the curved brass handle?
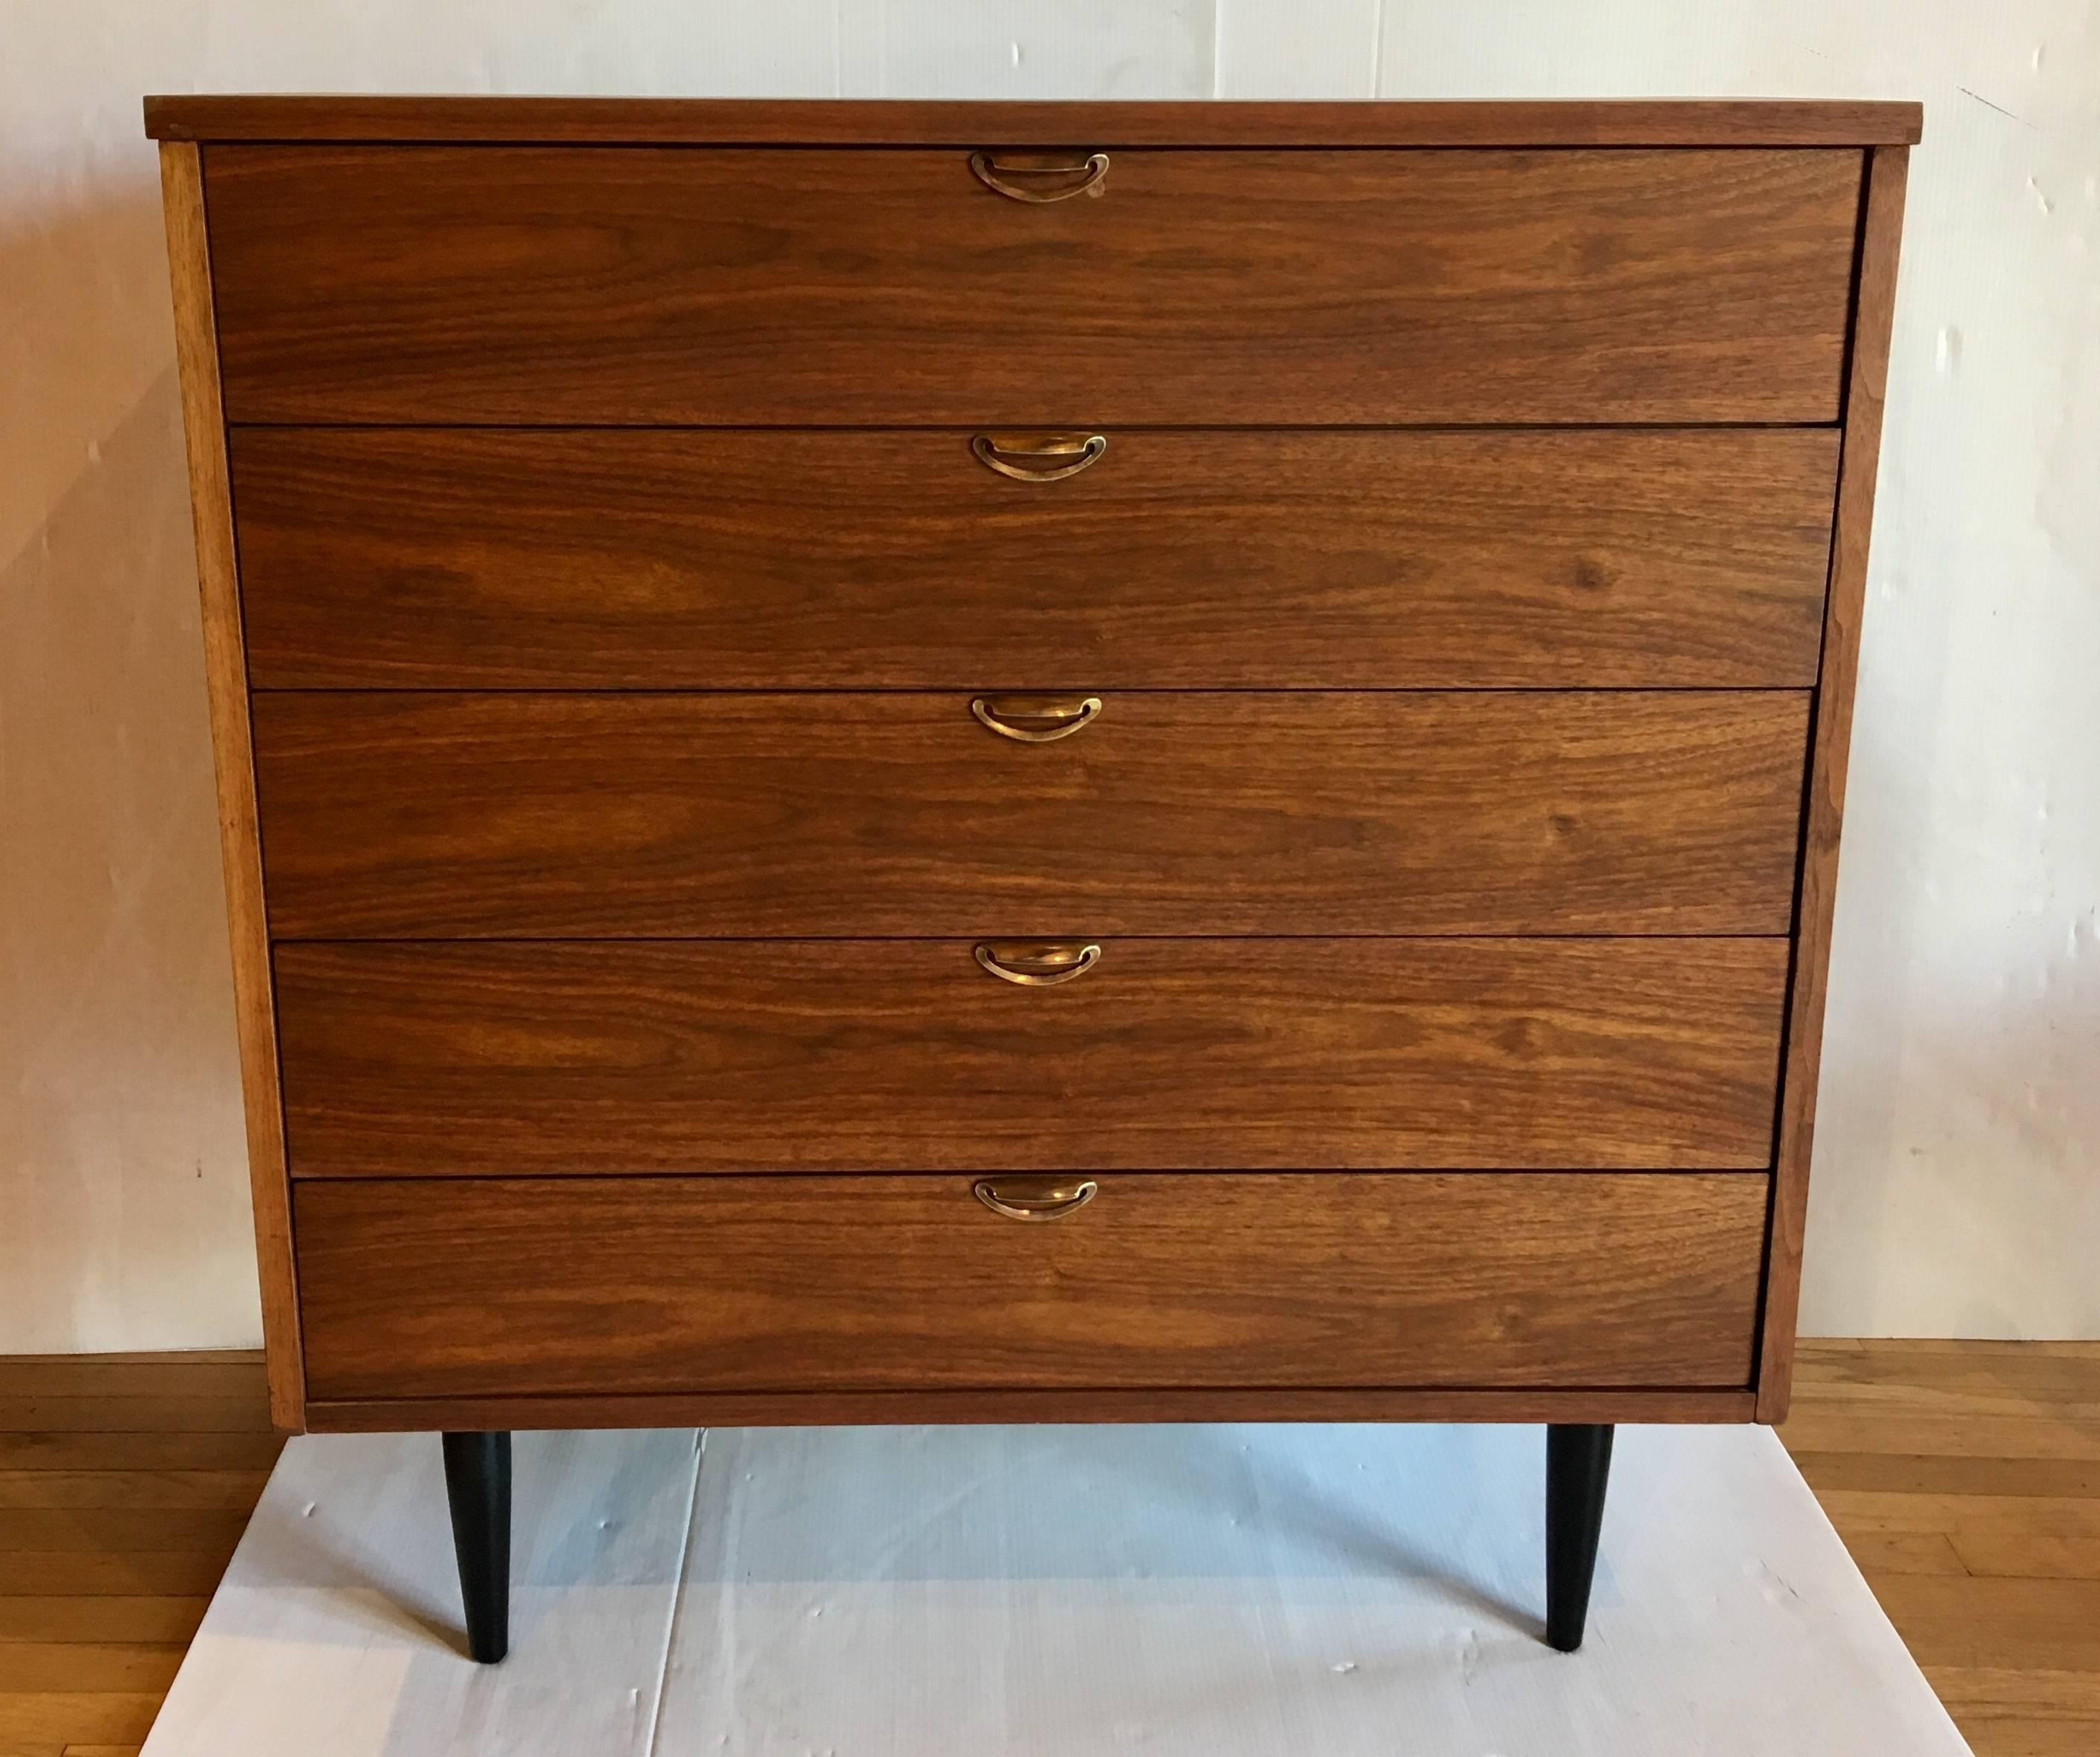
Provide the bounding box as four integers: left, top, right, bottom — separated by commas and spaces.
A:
974, 941, 1102, 986
972, 694, 1102, 743
971, 432, 1108, 483
969, 150, 1109, 203
974, 1177, 1098, 1222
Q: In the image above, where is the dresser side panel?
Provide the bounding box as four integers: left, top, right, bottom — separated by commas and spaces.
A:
1758, 146, 1910, 1422
159, 141, 303, 1430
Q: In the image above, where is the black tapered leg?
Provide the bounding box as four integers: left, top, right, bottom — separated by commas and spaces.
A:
442, 1430, 511, 1663
1545, 1423, 1614, 1652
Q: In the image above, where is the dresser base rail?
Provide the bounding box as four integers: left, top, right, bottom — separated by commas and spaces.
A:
311, 1386, 1753, 1434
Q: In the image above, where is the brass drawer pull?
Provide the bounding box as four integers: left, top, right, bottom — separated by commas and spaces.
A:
971, 432, 1108, 482
974, 940, 1101, 985
971, 693, 1102, 743
968, 150, 1109, 203
974, 1176, 1098, 1222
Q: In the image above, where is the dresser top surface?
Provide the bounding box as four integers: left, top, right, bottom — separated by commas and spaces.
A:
143, 94, 1922, 149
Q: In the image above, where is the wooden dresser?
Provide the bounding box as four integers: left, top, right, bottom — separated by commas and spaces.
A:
149, 94, 1917, 1665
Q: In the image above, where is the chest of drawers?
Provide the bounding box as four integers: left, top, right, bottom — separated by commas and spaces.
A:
150, 94, 1917, 1667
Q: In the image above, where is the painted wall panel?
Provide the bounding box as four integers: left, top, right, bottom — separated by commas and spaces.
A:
841, 1, 1217, 100
1363, 10, 2100, 1340
2, 1, 2094, 1346
1216, 1, 1379, 98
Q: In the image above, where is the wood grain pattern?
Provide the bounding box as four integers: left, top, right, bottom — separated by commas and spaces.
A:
0, 1432, 284, 1473
301, 1388, 1758, 1433
252, 691, 1810, 939
0, 1397, 266, 1435
273, 938, 1789, 1175
144, 96, 1925, 148
155, 143, 302, 1432
0, 1470, 272, 1510
203, 146, 1862, 426
232, 427, 1840, 691
144, 105, 1918, 1442
293, 1173, 1770, 1399
1758, 147, 1911, 1424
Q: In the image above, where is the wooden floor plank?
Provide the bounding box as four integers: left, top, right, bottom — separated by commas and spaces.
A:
1789, 1380, 2100, 1425
0, 1691, 161, 1746
1951, 1721, 2100, 1757
1793, 1348, 2100, 1386
1793, 1355, 2100, 1409
0, 1433, 284, 1473
1834, 1530, 1971, 1576
0, 1356, 264, 1399
1949, 1531, 2100, 1580
1786, 1450, 2100, 1499
0, 1597, 211, 1645
1819, 1340, 2100, 1361
1808, 1490, 2100, 1539
1923, 1667, 2100, 1757
0, 1355, 260, 1369
0, 1643, 186, 1693
0, 1510, 254, 1556
1928, 1665, 2100, 1715
0, 1357, 275, 1754
1782, 1339, 2100, 1757
0, 1471, 273, 1512
0, 1398, 270, 1436
1, 1554, 237, 1599
1778, 1409, 2100, 1461
1866, 1577, 2100, 1674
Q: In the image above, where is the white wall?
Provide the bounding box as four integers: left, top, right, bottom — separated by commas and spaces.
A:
3, 1, 2095, 1349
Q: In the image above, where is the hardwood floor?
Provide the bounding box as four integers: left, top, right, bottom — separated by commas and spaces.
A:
1781, 1340, 2100, 1756
1, 1340, 2094, 1754
0, 1352, 281, 1757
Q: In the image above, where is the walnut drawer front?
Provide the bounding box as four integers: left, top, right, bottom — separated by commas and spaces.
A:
250, 691, 1810, 939
293, 1172, 1768, 1400
275, 939, 1787, 1176
203, 146, 1860, 426
230, 428, 1840, 690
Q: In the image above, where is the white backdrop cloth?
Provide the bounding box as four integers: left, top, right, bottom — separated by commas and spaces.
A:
141, 1421, 1970, 1755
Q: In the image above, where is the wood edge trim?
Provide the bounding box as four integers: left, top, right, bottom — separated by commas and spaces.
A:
143, 95, 1924, 148
160, 141, 304, 1432
304, 1386, 1758, 1433
1757, 144, 1909, 1424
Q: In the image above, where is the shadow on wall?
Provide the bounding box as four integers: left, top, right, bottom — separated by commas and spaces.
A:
0, 178, 259, 1352
1799, 185, 2100, 1342
1804, 943, 2100, 1337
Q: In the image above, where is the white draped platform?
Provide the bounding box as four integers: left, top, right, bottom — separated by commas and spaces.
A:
140, 1421, 1969, 1755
